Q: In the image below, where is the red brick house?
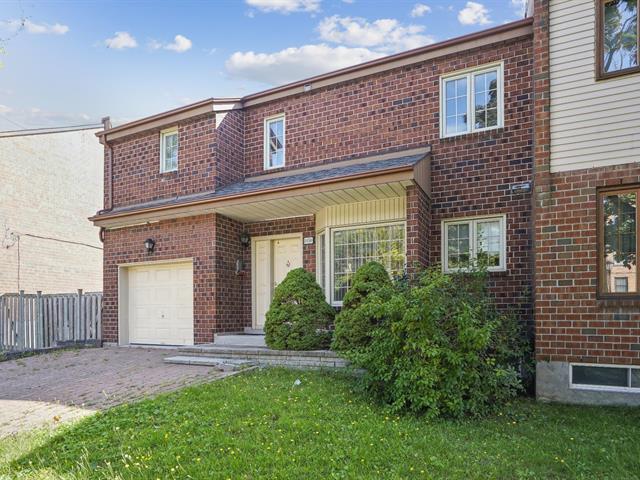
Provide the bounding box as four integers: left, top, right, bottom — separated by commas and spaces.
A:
533, 0, 640, 405
91, 19, 534, 354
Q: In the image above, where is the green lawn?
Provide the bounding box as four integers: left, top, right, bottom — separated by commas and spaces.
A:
2, 368, 639, 480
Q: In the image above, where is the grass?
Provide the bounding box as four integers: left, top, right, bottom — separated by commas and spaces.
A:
1, 368, 639, 480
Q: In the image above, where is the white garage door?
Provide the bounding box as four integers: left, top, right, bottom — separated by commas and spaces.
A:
128, 262, 194, 345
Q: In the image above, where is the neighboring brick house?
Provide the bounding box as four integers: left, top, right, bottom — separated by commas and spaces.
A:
0, 125, 103, 294
534, 0, 640, 405
91, 19, 535, 351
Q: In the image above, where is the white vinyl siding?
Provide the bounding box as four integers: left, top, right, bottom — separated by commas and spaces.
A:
549, 0, 640, 173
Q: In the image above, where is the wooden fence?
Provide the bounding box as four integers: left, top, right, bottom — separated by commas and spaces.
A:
0, 290, 102, 352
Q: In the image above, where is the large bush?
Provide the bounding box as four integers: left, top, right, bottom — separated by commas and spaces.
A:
331, 261, 393, 353
342, 266, 529, 418
264, 268, 335, 350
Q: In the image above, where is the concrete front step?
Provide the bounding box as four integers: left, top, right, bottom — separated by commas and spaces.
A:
213, 334, 266, 348
177, 345, 349, 369
163, 355, 256, 371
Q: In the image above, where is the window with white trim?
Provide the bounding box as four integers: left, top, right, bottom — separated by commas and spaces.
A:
264, 115, 285, 170
330, 223, 405, 305
571, 364, 640, 391
160, 128, 178, 173
440, 63, 503, 138
442, 215, 506, 272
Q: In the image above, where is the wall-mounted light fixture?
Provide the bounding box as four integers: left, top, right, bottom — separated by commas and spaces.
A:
239, 232, 251, 248
144, 238, 156, 254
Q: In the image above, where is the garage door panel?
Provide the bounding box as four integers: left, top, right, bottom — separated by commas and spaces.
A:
128, 262, 194, 346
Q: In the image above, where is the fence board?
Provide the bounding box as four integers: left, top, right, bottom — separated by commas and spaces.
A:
0, 291, 102, 353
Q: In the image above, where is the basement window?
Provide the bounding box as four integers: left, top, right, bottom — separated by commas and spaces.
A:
160, 128, 179, 173
571, 364, 640, 391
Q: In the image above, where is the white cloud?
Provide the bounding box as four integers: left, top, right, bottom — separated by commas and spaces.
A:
411, 3, 431, 17
226, 44, 383, 85
245, 0, 320, 13
317, 15, 434, 52
104, 31, 138, 49
2, 19, 69, 35
511, 0, 527, 16
458, 2, 491, 25
165, 34, 192, 53
0, 104, 12, 114
149, 35, 193, 53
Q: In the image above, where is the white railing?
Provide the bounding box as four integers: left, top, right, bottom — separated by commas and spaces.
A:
0, 290, 102, 352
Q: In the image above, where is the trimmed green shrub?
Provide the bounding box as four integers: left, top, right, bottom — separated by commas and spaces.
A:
345, 267, 529, 418
331, 261, 393, 353
264, 268, 335, 350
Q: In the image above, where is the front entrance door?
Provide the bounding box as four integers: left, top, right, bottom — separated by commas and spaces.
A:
254, 236, 302, 329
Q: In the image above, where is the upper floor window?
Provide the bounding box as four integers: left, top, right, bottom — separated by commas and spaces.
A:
440, 63, 503, 138
442, 215, 506, 273
160, 128, 178, 173
599, 188, 638, 296
597, 0, 639, 79
264, 114, 285, 170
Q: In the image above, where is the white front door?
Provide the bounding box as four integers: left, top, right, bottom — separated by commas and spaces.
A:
254, 236, 302, 329
128, 262, 194, 345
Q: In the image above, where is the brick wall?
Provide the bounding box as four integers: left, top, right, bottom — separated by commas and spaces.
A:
243, 36, 533, 179
535, 164, 640, 365
406, 185, 430, 278
214, 110, 245, 188
108, 114, 217, 209
103, 215, 219, 344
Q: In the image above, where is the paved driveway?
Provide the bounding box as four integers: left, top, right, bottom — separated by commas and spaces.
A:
0, 346, 229, 437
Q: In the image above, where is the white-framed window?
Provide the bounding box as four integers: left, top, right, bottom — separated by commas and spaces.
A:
570, 363, 640, 392
264, 114, 285, 170
317, 222, 406, 306
442, 214, 506, 273
440, 62, 504, 138
160, 127, 179, 173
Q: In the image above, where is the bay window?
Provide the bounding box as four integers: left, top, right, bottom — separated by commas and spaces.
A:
317, 222, 406, 306
599, 188, 638, 296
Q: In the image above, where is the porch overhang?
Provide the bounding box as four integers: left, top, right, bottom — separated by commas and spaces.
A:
91, 147, 431, 228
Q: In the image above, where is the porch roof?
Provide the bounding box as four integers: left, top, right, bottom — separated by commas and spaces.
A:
92, 146, 430, 228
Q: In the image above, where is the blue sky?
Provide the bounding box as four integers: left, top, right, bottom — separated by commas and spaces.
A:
0, 0, 526, 130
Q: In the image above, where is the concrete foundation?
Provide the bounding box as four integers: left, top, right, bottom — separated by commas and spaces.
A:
536, 361, 640, 406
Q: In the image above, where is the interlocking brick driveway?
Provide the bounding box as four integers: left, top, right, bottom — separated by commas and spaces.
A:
0, 346, 229, 437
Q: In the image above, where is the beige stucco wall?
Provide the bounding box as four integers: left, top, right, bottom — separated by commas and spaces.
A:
0, 127, 103, 294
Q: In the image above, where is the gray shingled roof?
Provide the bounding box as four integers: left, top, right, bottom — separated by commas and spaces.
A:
105, 150, 427, 215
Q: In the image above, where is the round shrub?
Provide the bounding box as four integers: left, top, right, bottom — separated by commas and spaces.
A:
331, 261, 393, 353
349, 267, 528, 418
264, 268, 335, 350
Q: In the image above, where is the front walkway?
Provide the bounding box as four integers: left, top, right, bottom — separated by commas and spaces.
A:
0, 346, 229, 437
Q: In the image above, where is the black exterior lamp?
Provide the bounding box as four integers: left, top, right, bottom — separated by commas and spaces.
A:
144, 238, 156, 254
239, 232, 251, 248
